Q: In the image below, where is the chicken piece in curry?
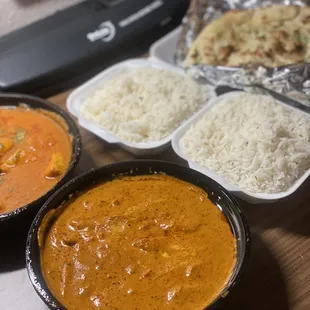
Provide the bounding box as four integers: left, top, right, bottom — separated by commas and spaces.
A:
0, 106, 72, 214
39, 175, 236, 310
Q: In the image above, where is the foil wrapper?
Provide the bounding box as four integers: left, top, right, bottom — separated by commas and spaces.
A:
176, 0, 310, 106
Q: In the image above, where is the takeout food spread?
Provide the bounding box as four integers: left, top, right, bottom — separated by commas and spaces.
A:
39, 174, 236, 310
2, 0, 310, 309
0, 106, 72, 214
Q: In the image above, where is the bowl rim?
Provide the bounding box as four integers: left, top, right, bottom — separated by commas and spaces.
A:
0, 92, 82, 222
26, 160, 251, 310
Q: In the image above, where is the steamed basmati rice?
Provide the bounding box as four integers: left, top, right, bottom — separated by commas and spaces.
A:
80, 67, 209, 143
181, 93, 310, 194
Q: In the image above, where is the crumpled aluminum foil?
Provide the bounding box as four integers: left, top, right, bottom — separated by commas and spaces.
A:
176, 0, 310, 106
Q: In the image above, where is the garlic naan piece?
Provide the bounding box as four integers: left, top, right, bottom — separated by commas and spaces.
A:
185, 5, 310, 68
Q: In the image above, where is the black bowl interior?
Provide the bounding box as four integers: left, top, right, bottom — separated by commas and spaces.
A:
0, 93, 82, 223
26, 160, 251, 310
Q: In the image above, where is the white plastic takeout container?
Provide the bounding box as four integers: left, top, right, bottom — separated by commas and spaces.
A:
149, 26, 182, 65
172, 91, 310, 204
67, 56, 214, 156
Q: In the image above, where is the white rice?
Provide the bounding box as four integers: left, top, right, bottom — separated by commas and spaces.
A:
181, 93, 310, 194
80, 67, 209, 143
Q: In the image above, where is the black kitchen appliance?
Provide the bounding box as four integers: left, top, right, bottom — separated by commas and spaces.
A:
0, 0, 189, 96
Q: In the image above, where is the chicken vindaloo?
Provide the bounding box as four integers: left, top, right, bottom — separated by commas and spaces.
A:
40, 175, 236, 310
0, 106, 72, 214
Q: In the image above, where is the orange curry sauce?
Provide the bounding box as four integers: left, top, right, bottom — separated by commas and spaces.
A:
40, 175, 236, 310
0, 106, 72, 214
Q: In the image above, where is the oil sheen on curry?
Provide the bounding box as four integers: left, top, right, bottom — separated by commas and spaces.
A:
40, 175, 236, 310
0, 106, 72, 214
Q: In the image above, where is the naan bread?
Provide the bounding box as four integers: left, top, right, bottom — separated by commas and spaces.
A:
185, 5, 310, 68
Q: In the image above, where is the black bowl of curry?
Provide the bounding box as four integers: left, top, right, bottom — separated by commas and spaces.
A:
26, 160, 250, 310
0, 93, 82, 225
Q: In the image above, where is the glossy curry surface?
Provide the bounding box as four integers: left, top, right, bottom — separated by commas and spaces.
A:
40, 175, 236, 310
0, 106, 72, 214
